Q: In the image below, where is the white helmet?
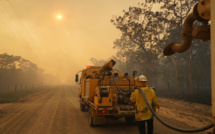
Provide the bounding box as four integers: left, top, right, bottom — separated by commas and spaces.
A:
136, 75, 147, 81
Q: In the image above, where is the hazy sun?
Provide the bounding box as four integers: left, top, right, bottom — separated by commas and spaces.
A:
57, 14, 62, 19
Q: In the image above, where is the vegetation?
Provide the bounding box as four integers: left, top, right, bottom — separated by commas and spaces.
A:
0, 53, 60, 96
91, 0, 211, 104
0, 88, 39, 103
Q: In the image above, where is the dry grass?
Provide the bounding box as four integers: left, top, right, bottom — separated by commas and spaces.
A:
0, 87, 45, 103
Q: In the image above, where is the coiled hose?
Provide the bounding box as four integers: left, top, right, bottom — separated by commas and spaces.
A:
112, 76, 132, 95
136, 86, 214, 133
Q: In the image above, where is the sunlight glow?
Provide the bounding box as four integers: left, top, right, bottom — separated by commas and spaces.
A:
57, 14, 62, 20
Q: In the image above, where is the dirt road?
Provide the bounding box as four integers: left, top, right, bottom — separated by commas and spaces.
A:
0, 86, 212, 134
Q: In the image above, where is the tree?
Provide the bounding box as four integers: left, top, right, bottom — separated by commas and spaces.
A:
145, 0, 200, 94
111, 0, 204, 94
111, 3, 166, 82
0, 53, 46, 93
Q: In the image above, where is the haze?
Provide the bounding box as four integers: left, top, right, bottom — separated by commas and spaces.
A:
0, 0, 144, 84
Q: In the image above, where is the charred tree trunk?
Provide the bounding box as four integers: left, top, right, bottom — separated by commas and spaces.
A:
170, 56, 181, 89
187, 49, 194, 94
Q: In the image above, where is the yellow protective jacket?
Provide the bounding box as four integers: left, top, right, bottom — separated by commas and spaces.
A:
130, 87, 158, 121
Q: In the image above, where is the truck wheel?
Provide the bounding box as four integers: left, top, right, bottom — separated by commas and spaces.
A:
80, 103, 85, 112
89, 108, 95, 127
125, 115, 135, 124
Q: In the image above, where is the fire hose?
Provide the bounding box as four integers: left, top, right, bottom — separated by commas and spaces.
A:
112, 76, 132, 95
136, 86, 214, 133
112, 75, 214, 132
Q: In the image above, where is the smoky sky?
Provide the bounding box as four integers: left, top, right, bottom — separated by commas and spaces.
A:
0, 0, 144, 84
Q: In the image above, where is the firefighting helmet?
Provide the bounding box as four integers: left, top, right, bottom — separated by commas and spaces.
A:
136, 75, 147, 81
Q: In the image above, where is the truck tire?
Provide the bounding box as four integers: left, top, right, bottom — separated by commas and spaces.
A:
80, 103, 85, 112
125, 115, 135, 124
89, 108, 95, 127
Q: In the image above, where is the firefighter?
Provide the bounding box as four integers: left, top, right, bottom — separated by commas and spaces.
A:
130, 75, 159, 134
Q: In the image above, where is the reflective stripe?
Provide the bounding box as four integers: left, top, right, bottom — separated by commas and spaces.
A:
97, 107, 119, 110
137, 103, 152, 107
137, 104, 146, 107
136, 116, 152, 121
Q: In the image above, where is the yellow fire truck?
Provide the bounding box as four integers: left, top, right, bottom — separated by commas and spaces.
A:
75, 59, 136, 126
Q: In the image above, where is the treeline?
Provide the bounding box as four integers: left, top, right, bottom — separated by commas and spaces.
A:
92, 0, 211, 104
0, 53, 60, 94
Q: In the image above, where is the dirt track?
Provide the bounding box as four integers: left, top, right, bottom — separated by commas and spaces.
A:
0, 86, 213, 134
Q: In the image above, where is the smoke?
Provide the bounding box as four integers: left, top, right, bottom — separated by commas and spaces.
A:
0, 0, 144, 84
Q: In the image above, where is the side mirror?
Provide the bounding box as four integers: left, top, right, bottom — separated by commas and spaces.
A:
75, 74, 79, 82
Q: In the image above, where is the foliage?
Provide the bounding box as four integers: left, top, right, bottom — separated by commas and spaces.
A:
109, 0, 211, 104
0, 53, 60, 93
